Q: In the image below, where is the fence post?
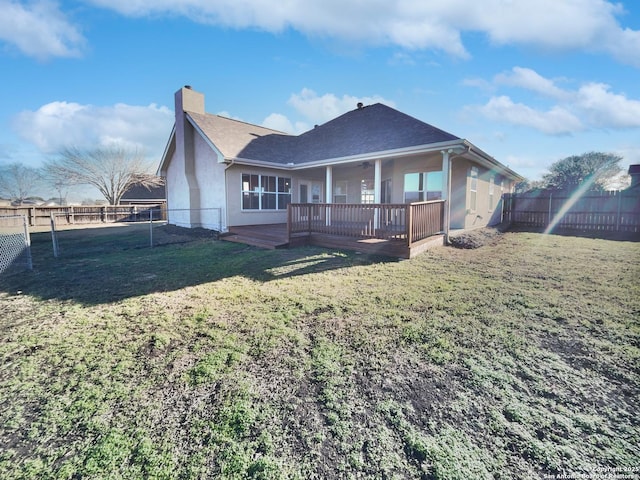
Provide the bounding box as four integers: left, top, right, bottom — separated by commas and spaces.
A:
616, 191, 622, 231
50, 213, 59, 258
407, 204, 413, 246
23, 215, 33, 270
149, 209, 154, 247
548, 193, 553, 228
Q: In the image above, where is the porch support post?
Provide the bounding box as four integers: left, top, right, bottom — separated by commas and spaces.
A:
374, 159, 381, 229
325, 166, 333, 226
441, 149, 452, 242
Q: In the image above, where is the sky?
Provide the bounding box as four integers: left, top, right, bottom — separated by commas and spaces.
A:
1, 0, 639, 200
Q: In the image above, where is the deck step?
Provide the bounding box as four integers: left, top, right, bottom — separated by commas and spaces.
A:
221, 234, 288, 250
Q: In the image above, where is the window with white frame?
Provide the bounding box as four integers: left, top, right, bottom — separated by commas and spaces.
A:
404, 171, 443, 202
361, 179, 374, 204
334, 181, 348, 203
242, 174, 291, 210
469, 167, 478, 212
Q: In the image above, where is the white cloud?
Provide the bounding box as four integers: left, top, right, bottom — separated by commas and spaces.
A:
287, 88, 394, 124
0, 0, 85, 59
478, 96, 583, 135
84, 0, 640, 66
261, 113, 309, 135
469, 67, 640, 134
576, 83, 640, 128
494, 67, 569, 101
13, 101, 174, 156
258, 88, 395, 135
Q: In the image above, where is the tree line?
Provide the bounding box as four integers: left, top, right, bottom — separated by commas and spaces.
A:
0, 145, 163, 205
516, 152, 630, 193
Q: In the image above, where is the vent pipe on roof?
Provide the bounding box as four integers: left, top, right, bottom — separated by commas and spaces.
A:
185, 85, 192, 89
357, 102, 364, 110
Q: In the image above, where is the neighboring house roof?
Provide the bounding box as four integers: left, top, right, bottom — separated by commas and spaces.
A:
121, 184, 166, 201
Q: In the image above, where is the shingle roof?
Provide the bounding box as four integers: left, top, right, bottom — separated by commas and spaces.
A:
286, 103, 459, 164
122, 184, 166, 200
187, 112, 292, 159
189, 103, 459, 165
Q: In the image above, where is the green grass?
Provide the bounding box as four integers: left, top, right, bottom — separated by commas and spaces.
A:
0, 226, 638, 478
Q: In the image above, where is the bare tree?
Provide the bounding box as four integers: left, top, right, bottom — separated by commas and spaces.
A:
0, 162, 42, 204
44, 145, 163, 205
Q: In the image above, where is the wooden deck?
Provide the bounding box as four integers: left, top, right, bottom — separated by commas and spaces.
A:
222, 201, 445, 258
222, 223, 444, 258
222, 224, 290, 249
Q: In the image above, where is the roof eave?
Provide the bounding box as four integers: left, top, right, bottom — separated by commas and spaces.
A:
157, 124, 176, 176
461, 139, 525, 182
226, 139, 467, 170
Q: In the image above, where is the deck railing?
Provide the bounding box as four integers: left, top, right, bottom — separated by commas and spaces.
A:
407, 200, 445, 244
288, 200, 444, 246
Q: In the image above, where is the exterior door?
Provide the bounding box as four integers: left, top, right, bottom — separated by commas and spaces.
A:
381, 179, 392, 203
300, 184, 309, 203
299, 181, 323, 220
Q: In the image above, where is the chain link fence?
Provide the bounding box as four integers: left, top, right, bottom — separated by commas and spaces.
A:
48, 208, 224, 258
0, 215, 32, 275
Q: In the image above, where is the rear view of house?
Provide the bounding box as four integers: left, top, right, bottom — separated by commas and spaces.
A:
158, 86, 522, 256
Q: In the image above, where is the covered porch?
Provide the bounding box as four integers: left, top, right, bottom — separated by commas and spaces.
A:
223, 200, 445, 258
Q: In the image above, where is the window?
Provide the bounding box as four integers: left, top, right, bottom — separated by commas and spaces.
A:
334, 181, 348, 204
489, 175, 495, 211
469, 167, 478, 212
361, 179, 374, 204
404, 171, 443, 202
242, 174, 291, 210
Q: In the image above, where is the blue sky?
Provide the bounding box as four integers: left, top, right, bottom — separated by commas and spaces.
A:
1, 0, 639, 199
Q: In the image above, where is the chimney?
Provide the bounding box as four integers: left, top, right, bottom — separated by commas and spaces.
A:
629, 164, 640, 188
174, 86, 202, 226
175, 85, 205, 115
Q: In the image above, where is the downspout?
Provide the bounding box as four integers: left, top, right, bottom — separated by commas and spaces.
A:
221, 157, 235, 233
442, 146, 470, 245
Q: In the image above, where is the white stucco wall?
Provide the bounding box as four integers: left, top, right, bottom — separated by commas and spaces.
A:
165, 148, 193, 229
164, 124, 227, 231
193, 133, 227, 231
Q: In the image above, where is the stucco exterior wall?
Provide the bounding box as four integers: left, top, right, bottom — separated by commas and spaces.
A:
165, 146, 192, 228
450, 159, 469, 229
193, 133, 227, 230
165, 126, 227, 230
448, 159, 515, 230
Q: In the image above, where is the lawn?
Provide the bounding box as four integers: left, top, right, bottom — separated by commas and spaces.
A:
0, 226, 638, 479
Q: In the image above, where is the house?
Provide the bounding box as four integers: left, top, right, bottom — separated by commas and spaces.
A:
158, 86, 523, 257
627, 164, 640, 190
120, 183, 167, 206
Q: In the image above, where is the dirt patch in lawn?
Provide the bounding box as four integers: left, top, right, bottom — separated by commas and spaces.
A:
448, 226, 505, 249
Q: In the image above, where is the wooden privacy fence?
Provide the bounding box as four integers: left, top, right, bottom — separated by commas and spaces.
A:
288, 200, 444, 245
0, 204, 167, 227
502, 190, 640, 233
